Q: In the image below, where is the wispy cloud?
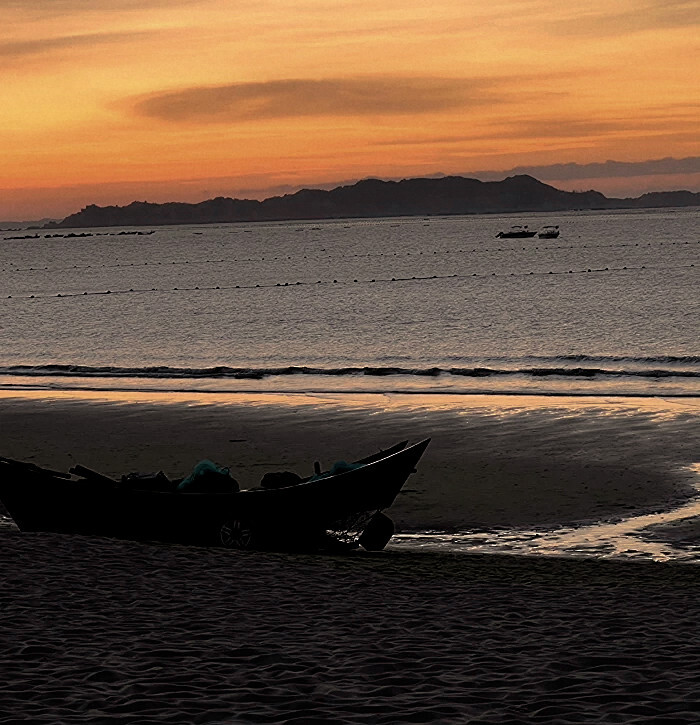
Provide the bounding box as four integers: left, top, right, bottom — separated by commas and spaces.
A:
0, 0, 197, 12
481, 114, 699, 142
0, 31, 154, 59
131, 76, 518, 123
371, 107, 699, 148
552, 0, 700, 35
474, 157, 700, 181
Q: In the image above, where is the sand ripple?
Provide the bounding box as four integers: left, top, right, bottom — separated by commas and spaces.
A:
2, 531, 700, 723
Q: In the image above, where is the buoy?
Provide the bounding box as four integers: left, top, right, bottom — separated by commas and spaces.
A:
358, 512, 395, 551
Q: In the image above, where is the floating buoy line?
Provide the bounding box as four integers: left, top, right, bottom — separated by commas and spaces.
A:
4, 263, 697, 301
2, 230, 155, 241
2, 239, 697, 275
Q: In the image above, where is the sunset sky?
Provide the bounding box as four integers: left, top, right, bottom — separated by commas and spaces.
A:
2, 0, 698, 220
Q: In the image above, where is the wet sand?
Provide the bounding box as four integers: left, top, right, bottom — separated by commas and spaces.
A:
2, 391, 700, 722
1, 390, 698, 531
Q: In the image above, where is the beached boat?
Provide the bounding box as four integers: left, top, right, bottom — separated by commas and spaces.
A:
0, 439, 429, 552
496, 225, 537, 238
538, 225, 560, 239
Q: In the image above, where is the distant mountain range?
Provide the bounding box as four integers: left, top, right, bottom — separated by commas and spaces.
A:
1, 218, 57, 229
45, 175, 700, 229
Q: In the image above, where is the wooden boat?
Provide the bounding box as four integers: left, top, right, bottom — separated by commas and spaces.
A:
538, 225, 560, 239
0, 439, 429, 552
496, 225, 537, 238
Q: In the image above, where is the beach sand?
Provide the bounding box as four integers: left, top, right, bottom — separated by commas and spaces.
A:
3, 531, 700, 723
2, 390, 700, 722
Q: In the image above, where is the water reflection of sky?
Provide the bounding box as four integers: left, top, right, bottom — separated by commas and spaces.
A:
1, 387, 699, 414
393, 464, 700, 563
1, 371, 699, 398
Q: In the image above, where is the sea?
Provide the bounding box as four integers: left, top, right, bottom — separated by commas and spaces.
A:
2, 207, 699, 561
1, 207, 698, 397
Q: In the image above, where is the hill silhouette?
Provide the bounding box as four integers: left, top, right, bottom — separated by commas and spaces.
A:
45, 175, 700, 229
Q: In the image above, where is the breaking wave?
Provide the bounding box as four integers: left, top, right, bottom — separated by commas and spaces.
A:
1, 361, 698, 381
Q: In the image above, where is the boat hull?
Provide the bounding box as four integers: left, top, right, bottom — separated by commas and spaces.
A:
496, 231, 537, 238
0, 439, 429, 550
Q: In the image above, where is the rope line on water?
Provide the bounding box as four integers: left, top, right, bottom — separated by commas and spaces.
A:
4, 263, 697, 301
2, 239, 698, 274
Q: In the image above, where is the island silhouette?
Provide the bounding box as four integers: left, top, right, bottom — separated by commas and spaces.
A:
44, 174, 699, 229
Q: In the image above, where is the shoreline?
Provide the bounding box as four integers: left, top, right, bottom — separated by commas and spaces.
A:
3, 380, 700, 398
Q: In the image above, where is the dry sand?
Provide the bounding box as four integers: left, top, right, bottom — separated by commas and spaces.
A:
3, 531, 700, 724
2, 390, 700, 722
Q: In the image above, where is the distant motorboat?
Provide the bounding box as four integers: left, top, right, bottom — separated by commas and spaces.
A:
496, 225, 537, 238
538, 225, 560, 239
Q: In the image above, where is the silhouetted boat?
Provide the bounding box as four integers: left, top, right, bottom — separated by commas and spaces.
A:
0, 439, 429, 552
538, 225, 560, 239
496, 225, 537, 238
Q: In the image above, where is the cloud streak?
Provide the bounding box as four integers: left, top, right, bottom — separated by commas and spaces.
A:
371, 106, 699, 148
0, 31, 154, 60
131, 76, 506, 123
474, 157, 700, 182
0, 0, 198, 12
552, 0, 700, 35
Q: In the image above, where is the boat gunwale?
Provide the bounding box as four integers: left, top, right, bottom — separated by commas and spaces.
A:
0, 438, 430, 502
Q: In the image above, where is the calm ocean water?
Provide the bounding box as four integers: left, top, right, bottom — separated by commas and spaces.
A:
1, 208, 698, 396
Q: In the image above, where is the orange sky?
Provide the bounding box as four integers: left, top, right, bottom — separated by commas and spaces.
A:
2, 0, 699, 219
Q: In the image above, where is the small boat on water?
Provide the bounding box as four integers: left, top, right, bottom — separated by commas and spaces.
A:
496, 225, 537, 238
538, 225, 560, 239
0, 439, 430, 552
